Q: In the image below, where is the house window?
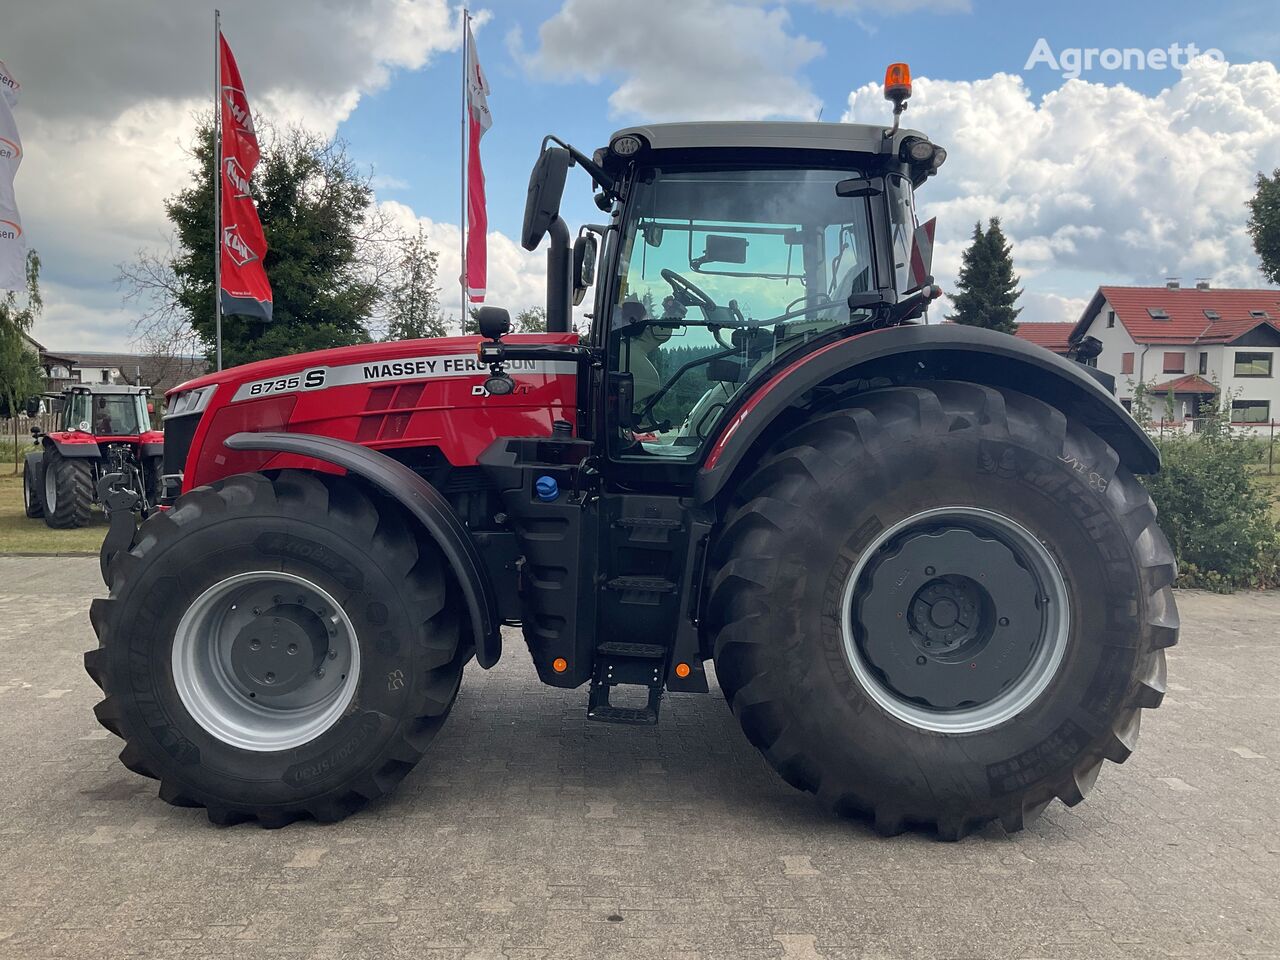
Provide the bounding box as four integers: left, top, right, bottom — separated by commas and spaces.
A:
1121, 352, 1135, 374
1198, 352, 1208, 375
1249, 310, 1270, 319
1231, 400, 1271, 424
1203, 309, 1221, 321
1163, 352, 1185, 374
1147, 307, 1169, 320
1234, 352, 1272, 377
1106, 310, 1115, 328
101, 370, 111, 383
49, 364, 69, 379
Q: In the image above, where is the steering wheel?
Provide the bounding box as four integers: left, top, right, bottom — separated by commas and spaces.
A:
660, 268, 718, 312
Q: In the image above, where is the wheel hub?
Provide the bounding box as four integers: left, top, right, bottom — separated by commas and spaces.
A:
841, 508, 1070, 733
171, 572, 360, 752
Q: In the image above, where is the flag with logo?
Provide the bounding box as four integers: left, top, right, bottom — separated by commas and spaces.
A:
0, 60, 25, 292
218, 33, 272, 321
464, 21, 491, 303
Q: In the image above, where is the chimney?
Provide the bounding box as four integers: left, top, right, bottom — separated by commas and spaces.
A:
1195, 278, 1211, 291
1165, 277, 1180, 290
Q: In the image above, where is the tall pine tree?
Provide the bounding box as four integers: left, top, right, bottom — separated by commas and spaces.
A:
947, 218, 1022, 334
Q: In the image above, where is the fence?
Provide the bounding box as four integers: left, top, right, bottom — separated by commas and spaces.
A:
1145, 418, 1280, 473
1, 412, 60, 441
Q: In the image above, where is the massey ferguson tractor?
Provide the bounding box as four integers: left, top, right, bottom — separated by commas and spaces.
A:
23, 383, 164, 528
86, 67, 1177, 838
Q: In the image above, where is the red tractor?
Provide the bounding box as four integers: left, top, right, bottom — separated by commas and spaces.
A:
87, 77, 1177, 838
23, 384, 164, 529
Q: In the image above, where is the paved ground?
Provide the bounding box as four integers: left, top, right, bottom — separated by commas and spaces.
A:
0, 557, 1277, 960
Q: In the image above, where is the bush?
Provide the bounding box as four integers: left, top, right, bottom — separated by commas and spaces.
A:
1136, 393, 1280, 591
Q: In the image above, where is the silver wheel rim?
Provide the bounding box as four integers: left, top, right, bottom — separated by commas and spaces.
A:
171, 571, 361, 752
840, 506, 1070, 734
44, 467, 57, 513
23, 469, 32, 510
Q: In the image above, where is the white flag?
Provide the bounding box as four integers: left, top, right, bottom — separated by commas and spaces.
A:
0, 59, 25, 291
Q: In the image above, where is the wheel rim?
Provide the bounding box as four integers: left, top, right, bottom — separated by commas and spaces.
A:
171, 571, 361, 752
841, 507, 1070, 734
44, 466, 57, 513
23, 469, 32, 510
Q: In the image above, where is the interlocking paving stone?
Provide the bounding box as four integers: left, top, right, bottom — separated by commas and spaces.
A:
0, 557, 1277, 959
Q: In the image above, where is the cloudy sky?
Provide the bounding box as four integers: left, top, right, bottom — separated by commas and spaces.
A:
4, 0, 1280, 351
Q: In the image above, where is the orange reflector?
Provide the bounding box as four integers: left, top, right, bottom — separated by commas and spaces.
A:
675, 662, 691, 679
552, 657, 568, 673
884, 62, 912, 101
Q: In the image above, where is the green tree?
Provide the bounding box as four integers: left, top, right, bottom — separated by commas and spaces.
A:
122, 118, 389, 367
1247, 168, 1280, 285
513, 306, 547, 333
384, 226, 446, 341
947, 218, 1022, 334
0, 251, 46, 470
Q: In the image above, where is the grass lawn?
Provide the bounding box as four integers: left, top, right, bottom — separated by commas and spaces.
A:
0, 471, 106, 555
1253, 469, 1280, 523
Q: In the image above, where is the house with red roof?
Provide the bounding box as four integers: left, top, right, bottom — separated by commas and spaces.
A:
1012, 322, 1075, 355
1068, 281, 1280, 431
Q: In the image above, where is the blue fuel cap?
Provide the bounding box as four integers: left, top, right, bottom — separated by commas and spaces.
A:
535, 475, 560, 502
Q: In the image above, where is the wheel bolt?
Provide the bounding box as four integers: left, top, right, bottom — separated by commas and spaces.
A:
925, 566, 936, 575
327, 650, 337, 660
999, 616, 1010, 626
249, 639, 261, 651
252, 607, 261, 616
265, 672, 275, 683
916, 655, 927, 665
316, 668, 326, 678
287, 643, 298, 655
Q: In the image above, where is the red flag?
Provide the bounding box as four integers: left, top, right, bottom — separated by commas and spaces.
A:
218, 32, 272, 321
464, 22, 491, 303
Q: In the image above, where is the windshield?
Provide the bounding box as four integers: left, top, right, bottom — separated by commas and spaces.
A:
608, 166, 878, 459
65, 393, 145, 435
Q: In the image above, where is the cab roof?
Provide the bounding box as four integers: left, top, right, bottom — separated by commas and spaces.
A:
605, 121, 927, 156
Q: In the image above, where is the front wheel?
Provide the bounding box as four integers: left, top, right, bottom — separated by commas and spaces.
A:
86, 470, 466, 826
41, 446, 94, 528
707, 382, 1178, 839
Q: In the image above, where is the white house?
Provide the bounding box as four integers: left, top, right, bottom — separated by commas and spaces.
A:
1069, 282, 1280, 433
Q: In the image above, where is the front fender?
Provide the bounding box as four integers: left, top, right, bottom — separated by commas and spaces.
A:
696, 324, 1159, 504
224, 432, 503, 669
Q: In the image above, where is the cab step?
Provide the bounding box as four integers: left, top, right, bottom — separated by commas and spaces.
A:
587, 642, 667, 725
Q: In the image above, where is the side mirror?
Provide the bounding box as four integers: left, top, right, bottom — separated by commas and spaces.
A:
694, 234, 748, 268
521, 146, 573, 251
29, 425, 41, 438
475, 305, 511, 341
572, 233, 598, 306
836, 177, 882, 198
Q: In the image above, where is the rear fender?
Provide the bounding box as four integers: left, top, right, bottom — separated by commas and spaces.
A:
224, 432, 502, 669
696, 324, 1159, 504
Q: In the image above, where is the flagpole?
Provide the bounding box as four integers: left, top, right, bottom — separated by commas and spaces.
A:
459, 8, 469, 329
213, 8, 223, 371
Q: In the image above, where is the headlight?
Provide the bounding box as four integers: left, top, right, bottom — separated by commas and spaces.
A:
166, 385, 217, 418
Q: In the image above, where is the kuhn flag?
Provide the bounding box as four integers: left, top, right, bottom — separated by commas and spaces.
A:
0, 60, 25, 292
464, 21, 491, 303
218, 33, 272, 321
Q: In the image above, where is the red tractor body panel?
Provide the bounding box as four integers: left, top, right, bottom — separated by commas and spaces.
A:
170, 333, 580, 492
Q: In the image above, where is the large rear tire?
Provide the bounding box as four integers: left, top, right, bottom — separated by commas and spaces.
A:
86, 470, 466, 827
22, 458, 44, 518
41, 446, 94, 528
706, 381, 1178, 839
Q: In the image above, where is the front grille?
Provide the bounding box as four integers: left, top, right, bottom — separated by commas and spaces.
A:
163, 412, 201, 477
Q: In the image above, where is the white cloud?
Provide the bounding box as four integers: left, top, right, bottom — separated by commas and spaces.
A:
843, 58, 1280, 319
522, 0, 824, 121
12, 0, 466, 350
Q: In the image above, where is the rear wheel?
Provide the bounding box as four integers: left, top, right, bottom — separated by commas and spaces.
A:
86, 470, 466, 826
707, 381, 1177, 839
42, 446, 94, 528
22, 459, 44, 518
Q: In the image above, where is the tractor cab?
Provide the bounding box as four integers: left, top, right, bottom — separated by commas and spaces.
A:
60, 384, 152, 438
